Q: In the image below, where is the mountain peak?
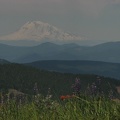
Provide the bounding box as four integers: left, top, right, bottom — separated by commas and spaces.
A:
22, 21, 50, 29
0, 21, 84, 42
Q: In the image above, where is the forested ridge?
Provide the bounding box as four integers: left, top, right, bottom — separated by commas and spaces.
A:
0, 63, 120, 97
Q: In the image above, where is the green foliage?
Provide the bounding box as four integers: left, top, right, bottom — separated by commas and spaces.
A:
0, 63, 120, 119
0, 63, 120, 97
0, 95, 120, 120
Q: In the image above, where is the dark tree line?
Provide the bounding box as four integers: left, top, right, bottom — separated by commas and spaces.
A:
0, 63, 119, 97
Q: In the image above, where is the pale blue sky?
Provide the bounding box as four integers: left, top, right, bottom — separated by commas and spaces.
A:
0, 0, 120, 42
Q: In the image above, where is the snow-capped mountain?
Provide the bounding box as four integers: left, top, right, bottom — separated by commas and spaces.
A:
0, 21, 84, 42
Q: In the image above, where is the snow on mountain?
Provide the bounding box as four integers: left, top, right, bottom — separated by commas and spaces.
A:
0, 21, 84, 42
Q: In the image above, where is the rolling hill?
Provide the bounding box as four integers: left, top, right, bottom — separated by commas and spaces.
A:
0, 41, 120, 63
0, 59, 10, 64
0, 63, 120, 97
26, 60, 120, 79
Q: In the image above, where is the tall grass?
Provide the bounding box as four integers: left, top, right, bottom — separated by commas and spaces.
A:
0, 77, 120, 120
0, 94, 120, 120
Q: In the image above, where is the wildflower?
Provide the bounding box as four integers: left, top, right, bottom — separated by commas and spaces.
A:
96, 76, 101, 86
108, 90, 114, 100
72, 78, 81, 95
60, 95, 66, 100
96, 76, 102, 94
46, 88, 52, 100
90, 82, 97, 95
60, 95, 75, 100
34, 82, 39, 95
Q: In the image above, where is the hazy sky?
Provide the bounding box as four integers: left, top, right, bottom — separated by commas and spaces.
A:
0, 0, 120, 41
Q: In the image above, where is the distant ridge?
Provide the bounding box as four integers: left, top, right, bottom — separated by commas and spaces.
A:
26, 60, 120, 79
0, 41, 120, 63
0, 63, 120, 96
0, 59, 10, 64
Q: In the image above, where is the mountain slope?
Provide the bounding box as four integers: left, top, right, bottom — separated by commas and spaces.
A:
78, 42, 120, 63
26, 60, 120, 79
0, 59, 10, 64
0, 41, 120, 63
0, 63, 120, 96
13, 41, 120, 63
0, 42, 85, 62
0, 21, 83, 42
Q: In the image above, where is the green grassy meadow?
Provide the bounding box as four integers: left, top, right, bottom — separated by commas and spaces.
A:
0, 94, 120, 120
